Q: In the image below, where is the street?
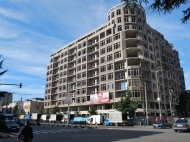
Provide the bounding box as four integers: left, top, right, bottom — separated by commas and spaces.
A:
0, 125, 189, 142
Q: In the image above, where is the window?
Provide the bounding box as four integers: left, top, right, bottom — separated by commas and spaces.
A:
82, 56, 86, 62
132, 25, 136, 29
78, 58, 81, 63
151, 63, 155, 69
136, 9, 141, 15
138, 17, 141, 23
124, 8, 128, 14
100, 40, 105, 46
82, 88, 86, 94
100, 48, 105, 54
144, 51, 149, 58
100, 57, 106, 63
82, 49, 86, 54
77, 65, 81, 71
101, 74, 106, 81
114, 33, 120, 40
117, 17, 121, 23
114, 42, 120, 49
101, 84, 106, 91
150, 54, 154, 60
78, 51, 81, 56
125, 24, 129, 30
107, 73, 113, 80
64, 64, 67, 69
117, 62, 125, 70
131, 16, 136, 22
77, 81, 81, 86
114, 51, 121, 59
77, 73, 81, 79
111, 12, 114, 18
82, 72, 86, 77
124, 16, 129, 22
118, 25, 122, 31
108, 82, 113, 90
82, 80, 86, 85
82, 64, 86, 69
106, 37, 112, 44
107, 63, 113, 70
78, 44, 81, 49
120, 82, 127, 90
107, 45, 112, 52
117, 9, 121, 15
118, 72, 125, 79
77, 89, 80, 95
100, 65, 106, 72
107, 54, 113, 61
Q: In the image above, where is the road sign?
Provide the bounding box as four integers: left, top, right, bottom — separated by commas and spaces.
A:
17, 101, 23, 109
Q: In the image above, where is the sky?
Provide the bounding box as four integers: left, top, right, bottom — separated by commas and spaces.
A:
0, 0, 189, 102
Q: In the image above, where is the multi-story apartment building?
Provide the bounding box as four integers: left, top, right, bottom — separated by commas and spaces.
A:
44, 3, 185, 118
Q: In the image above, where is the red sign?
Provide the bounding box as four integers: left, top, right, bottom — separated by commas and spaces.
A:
90, 92, 109, 104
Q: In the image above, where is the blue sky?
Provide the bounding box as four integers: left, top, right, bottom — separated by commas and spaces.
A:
0, 0, 189, 102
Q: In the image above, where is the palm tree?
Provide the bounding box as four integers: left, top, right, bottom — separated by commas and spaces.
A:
0, 55, 8, 76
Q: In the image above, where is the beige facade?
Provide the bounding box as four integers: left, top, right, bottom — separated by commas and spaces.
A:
44, 4, 185, 117
1, 99, 44, 114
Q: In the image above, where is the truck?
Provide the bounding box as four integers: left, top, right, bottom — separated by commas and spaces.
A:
49, 114, 63, 122
41, 114, 50, 122
87, 115, 104, 125
71, 117, 89, 124
104, 112, 128, 126
31, 113, 42, 121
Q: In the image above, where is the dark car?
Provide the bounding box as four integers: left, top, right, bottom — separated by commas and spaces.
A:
27, 119, 36, 125
173, 118, 190, 132
0, 120, 20, 132
153, 120, 172, 129
16, 119, 27, 126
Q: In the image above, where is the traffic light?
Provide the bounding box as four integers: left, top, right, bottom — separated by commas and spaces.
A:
19, 83, 22, 88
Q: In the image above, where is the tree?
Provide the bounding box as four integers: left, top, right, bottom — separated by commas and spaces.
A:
50, 106, 59, 114
0, 55, 8, 76
44, 108, 50, 114
178, 90, 190, 117
114, 88, 141, 121
88, 106, 97, 115
121, 0, 190, 23
12, 104, 19, 117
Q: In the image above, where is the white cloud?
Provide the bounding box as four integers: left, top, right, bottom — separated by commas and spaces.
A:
0, 7, 29, 22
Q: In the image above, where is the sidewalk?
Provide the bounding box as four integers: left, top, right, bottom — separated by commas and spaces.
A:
0, 132, 8, 138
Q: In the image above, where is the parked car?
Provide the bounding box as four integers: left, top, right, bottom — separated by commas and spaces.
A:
16, 119, 27, 126
153, 120, 172, 129
0, 120, 20, 132
173, 118, 190, 132
27, 119, 36, 125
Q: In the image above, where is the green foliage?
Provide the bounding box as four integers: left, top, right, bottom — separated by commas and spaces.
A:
0, 55, 8, 76
12, 104, 19, 117
114, 88, 141, 118
44, 108, 50, 114
88, 106, 97, 115
179, 90, 190, 116
121, 0, 190, 23
51, 106, 59, 114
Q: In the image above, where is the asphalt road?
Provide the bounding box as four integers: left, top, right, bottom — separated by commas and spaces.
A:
0, 125, 189, 142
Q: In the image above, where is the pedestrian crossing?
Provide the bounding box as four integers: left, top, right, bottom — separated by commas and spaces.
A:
6, 128, 85, 137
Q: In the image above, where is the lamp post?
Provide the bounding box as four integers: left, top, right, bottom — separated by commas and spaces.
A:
157, 97, 161, 120
155, 70, 162, 120
169, 89, 173, 123
144, 82, 148, 126
67, 81, 71, 126
14, 93, 31, 114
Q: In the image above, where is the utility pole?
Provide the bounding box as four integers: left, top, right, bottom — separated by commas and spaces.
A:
144, 82, 148, 126
67, 81, 71, 126
156, 70, 162, 120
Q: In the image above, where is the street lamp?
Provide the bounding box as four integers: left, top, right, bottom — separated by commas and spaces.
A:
67, 81, 71, 126
144, 82, 148, 126
157, 97, 161, 120
155, 70, 162, 120
14, 93, 31, 114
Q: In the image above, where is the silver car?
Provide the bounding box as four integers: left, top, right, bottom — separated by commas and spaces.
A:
173, 118, 190, 132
